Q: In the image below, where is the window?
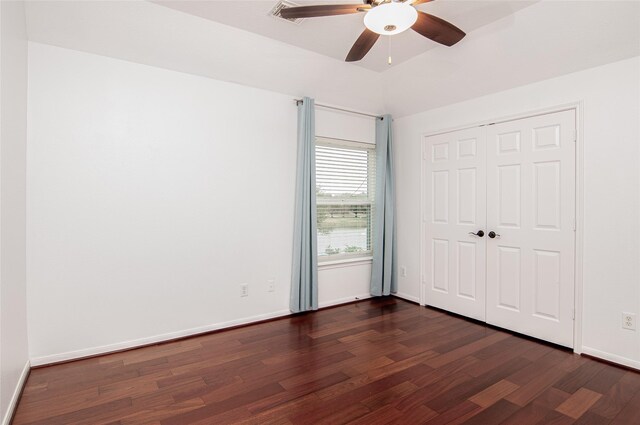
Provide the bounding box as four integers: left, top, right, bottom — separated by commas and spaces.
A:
316, 137, 376, 261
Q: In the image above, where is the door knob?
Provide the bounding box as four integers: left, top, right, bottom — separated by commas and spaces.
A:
488, 231, 500, 239
469, 230, 484, 237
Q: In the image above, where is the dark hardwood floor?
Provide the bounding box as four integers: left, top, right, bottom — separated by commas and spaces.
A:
12, 298, 640, 424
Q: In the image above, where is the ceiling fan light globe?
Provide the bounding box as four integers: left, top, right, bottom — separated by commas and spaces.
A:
364, 3, 418, 36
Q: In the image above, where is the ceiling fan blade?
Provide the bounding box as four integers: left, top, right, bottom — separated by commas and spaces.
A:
411, 11, 466, 46
345, 28, 380, 62
410, 0, 435, 5
280, 4, 370, 19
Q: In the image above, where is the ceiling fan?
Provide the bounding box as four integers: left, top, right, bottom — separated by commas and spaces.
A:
280, 0, 466, 62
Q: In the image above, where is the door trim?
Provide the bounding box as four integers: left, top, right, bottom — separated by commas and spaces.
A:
420, 102, 584, 353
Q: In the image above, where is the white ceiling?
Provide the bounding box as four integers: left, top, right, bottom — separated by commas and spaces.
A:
154, 0, 536, 72
24, 1, 640, 117
383, 0, 640, 116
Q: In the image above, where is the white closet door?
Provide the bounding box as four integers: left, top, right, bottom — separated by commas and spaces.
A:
485, 110, 576, 347
423, 127, 486, 321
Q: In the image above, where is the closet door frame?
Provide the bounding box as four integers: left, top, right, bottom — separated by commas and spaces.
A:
420, 102, 584, 353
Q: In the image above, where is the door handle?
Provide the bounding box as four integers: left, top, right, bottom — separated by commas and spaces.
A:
488, 231, 500, 239
468, 230, 484, 237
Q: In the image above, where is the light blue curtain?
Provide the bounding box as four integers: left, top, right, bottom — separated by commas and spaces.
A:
290, 97, 319, 313
370, 114, 397, 296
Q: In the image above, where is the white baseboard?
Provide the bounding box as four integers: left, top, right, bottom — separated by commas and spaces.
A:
394, 292, 420, 304
581, 346, 640, 371
30, 295, 379, 367
318, 294, 372, 309
2, 360, 30, 425
30, 309, 291, 366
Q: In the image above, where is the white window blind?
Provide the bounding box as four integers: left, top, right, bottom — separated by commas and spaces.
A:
316, 137, 376, 260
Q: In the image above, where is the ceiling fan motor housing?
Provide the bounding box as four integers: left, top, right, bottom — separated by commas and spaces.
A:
279, 0, 466, 62
364, 2, 418, 35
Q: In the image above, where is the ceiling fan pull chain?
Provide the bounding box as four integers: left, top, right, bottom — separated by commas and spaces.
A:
388, 35, 392, 65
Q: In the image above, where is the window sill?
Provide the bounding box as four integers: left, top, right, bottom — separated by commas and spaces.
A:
318, 256, 373, 270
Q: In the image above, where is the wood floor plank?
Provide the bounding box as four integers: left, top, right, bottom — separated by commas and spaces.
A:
589, 370, 640, 419
610, 388, 640, 424
506, 349, 570, 386
119, 397, 206, 425
500, 401, 556, 425
360, 381, 418, 410
391, 404, 438, 424
459, 399, 520, 425
312, 402, 370, 425
425, 355, 530, 413
25, 398, 133, 425
535, 409, 576, 425
347, 404, 404, 425
554, 361, 607, 394
250, 371, 350, 414
531, 386, 572, 410
315, 353, 435, 401
555, 387, 603, 419
425, 331, 510, 369
239, 393, 322, 424
572, 411, 613, 425
505, 355, 580, 407
468, 379, 520, 407
583, 365, 628, 394
424, 400, 482, 425
414, 370, 476, 411
11, 298, 640, 425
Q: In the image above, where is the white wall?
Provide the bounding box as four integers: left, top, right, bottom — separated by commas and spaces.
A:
24, 0, 385, 117
0, 1, 30, 423
383, 1, 640, 117
394, 56, 640, 369
316, 102, 376, 307
26, 43, 376, 365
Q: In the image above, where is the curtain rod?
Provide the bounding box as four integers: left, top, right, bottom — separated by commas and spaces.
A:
294, 99, 382, 120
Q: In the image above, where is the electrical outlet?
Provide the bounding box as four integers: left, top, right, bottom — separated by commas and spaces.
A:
267, 279, 275, 292
240, 283, 249, 297
401, 266, 407, 278
622, 312, 636, 330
